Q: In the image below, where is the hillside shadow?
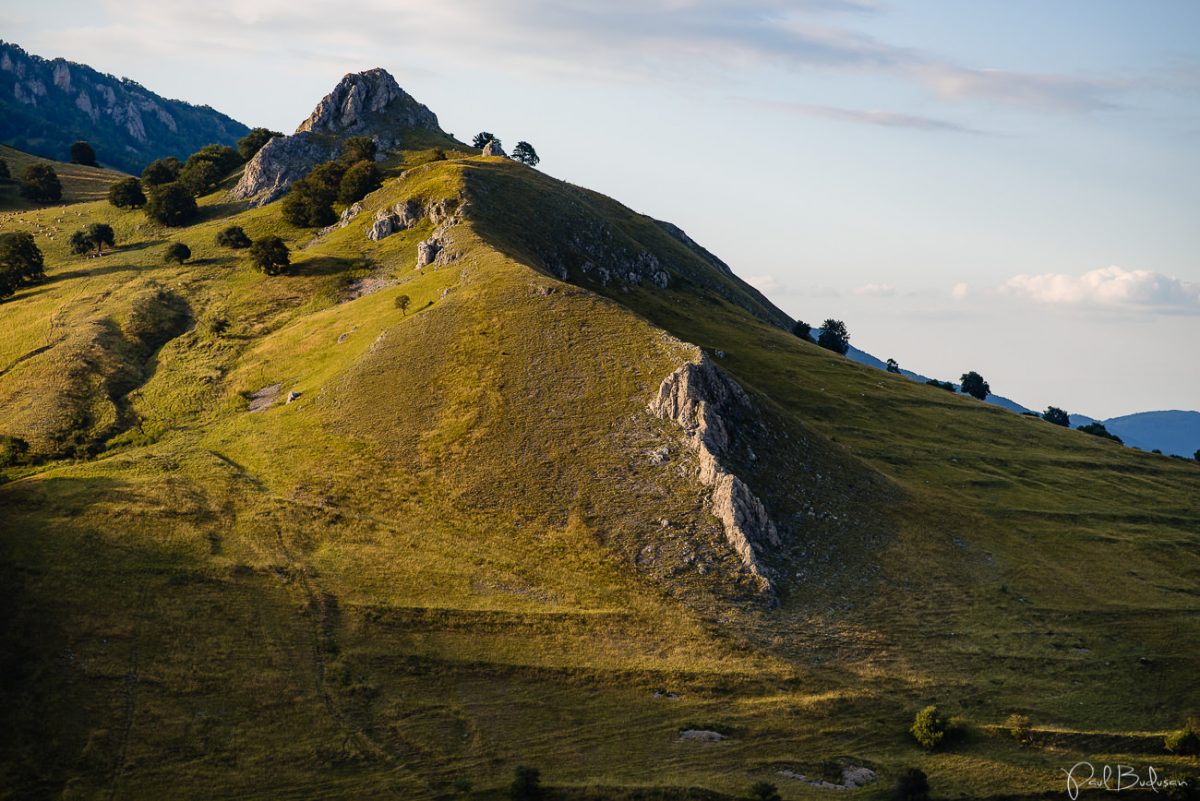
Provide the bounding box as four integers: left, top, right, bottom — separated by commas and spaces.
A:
117, 239, 167, 253
51, 262, 141, 282
294, 255, 367, 277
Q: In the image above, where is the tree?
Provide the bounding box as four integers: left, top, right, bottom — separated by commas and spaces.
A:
19, 164, 62, 203
69, 230, 92, 256
817, 319, 850, 355
394, 294, 411, 315
163, 243, 191, 264
248, 236, 290, 276
215, 225, 251, 249
108, 176, 146, 209
179, 158, 222, 196
341, 136, 377, 164
510, 766, 541, 801
959, 371, 990, 400
886, 358, 901, 374
894, 768, 930, 801
0, 232, 45, 300
337, 160, 382, 204
1043, 407, 1070, 427
145, 181, 198, 226
189, 144, 242, 174
0, 435, 30, 467
790, 320, 812, 341
512, 141, 540, 166
307, 161, 347, 195
0, 158, 10, 181
1006, 713, 1032, 744
1195, 449, 1200, 463
237, 127, 282, 161
749, 782, 781, 801
926, 379, 955, 392
141, 157, 181, 187
472, 132, 496, 149
910, 705, 948, 751
70, 140, 98, 166
1077, 422, 1123, 444
85, 223, 116, 255
281, 178, 337, 227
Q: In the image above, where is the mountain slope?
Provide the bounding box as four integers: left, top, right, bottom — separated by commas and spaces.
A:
1103, 410, 1200, 456
2, 69, 1198, 801
0, 40, 248, 174
0, 143, 128, 210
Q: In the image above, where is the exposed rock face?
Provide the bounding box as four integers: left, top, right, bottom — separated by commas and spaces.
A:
232, 68, 442, 206
534, 216, 671, 290
416, 238, 442, 267
365, 198, 424, 242
482, 139, 506, 157
649, 354, 780, 593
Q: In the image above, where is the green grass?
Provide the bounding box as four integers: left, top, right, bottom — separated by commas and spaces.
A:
0, 143, 129, 211
1, 149, 1198, 801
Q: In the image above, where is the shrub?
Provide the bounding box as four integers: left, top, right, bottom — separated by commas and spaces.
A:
749, 782, 781, 801
894, 768, 929, 801
510, 766, 541, 801
817, 319, 850, 355
141, 157, 181, 187
179, 158, 222, 196
215, 226, 251, 249
0, 232, 45, 292
959, 371, 990, 400
237, 127, 282, 161
281, 179, 337, 227
0, 435, 30, 467
145, 181, 198, 226
0, 158, 9, 181
19, 164, 62, 203
108, 177, 146, 209
69, 223, 116, 256
341, 136, 377, 164
248, 236, 290, 275
164, 243, 191, 264
394, 294, 411, 315
1043, 406, 1070, 427
791, 320, 812, 341
1077, 422, 1123, 444
70, 140, 97, 166
911, 705, 948, 751
512, 141, 540, 166
926, 379, 955, 392
1006, 713, 1032, 743
1165, 721, 1200, 757
189, 144, 242, 173
337, 160, 382, 204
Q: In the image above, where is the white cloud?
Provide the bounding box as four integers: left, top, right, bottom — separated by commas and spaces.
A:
747, 273, 783, 293
853, 282, 896, 297
1002, 266, 1200, 311
951, 282, 969, 300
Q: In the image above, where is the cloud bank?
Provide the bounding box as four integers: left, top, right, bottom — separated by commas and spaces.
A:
1003, 266, 1200, 311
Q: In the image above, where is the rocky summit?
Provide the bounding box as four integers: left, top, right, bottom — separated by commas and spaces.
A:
231, 68, 442, 205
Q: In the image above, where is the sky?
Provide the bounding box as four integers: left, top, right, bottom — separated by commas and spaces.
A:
4, 0, 1198, 418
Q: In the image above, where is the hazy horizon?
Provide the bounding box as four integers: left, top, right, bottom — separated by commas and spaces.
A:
5, 0, 1197, 418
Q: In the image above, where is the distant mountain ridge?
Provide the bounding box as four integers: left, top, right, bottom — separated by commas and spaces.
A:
0, 40, 249, 174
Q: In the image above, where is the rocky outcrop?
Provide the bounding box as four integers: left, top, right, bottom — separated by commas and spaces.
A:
649, 354, 780, 593
365, 198, 424, 241
231, 68, 442, 205
482, 139, 506, 157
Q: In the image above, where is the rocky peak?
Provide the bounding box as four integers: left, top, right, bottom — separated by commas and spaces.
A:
296, 68, 439, 136
231, 68, 443, 206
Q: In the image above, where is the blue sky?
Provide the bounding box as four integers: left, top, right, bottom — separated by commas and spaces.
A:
5, 0, 1198, 417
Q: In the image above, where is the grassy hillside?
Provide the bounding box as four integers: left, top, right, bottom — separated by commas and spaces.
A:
1, 147, 1198, 801
0, 143, 128, 210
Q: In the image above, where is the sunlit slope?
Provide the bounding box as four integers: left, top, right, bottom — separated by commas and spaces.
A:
0, 144, 129, 210
1, 150, 1198, 801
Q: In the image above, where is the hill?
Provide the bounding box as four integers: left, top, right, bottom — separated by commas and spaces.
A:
1, 69, 1198, 801
0, 143, 128, 210
0, 40, 248, 175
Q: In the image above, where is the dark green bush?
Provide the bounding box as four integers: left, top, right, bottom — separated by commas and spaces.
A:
19, 163, 62, 203
510, 766, 542, 801
215, 226, 251, 249
108, 177, 146, 208
748, 782, 780, 801
337, 160, 382, 204
163, 243, 191, 264
894, 768, 929, 801
0, 435, 30, 467
248, 237, 290, 276
141, 157, 181, 187
145, 181, 198, 226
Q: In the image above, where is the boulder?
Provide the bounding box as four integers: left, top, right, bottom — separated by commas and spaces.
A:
482, 139, 507, 158
416, 238, 442, 267
367, 210, 396, 242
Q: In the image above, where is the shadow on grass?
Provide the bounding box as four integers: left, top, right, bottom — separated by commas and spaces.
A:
50, 261, 142, 282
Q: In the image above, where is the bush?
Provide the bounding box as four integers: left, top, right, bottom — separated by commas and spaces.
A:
959, 371, 990, 400
248, 236, 290, 275
108, 177, 146, 209
69, 223, 116, 256
1195, 449, 1200, 463
237, 127, 282, 161
145, 181, 198, 226
817, 319, 850, 355
215, 226, 251, 249
0, 232, 46, 298
394, 294, 411, 315
1077, 422, 1123, 444
189, 144, 242, 173
0, 435, 30, 467
70, 140, 97, 166
141, 157, 181, 187
749, 782, 781, 801
179, 158, 222, 196
510, 766, 541, 801
0, 158, 9, 181
1043, 406, 1070, 427
911, 705, 948, 751
886, 358, 901, 374
894, 768, 929, 801
791, 320, 812, 341
163, 243, 191, 264
337, 160, 382, 204
1006, 713, 1032, 743
926, 379, 955, 392
341, 136, 377, 164
512, 141, 540, 166
19, 164, 62, 203
1165, 721, 1200, 757
281, 161, 346, 228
